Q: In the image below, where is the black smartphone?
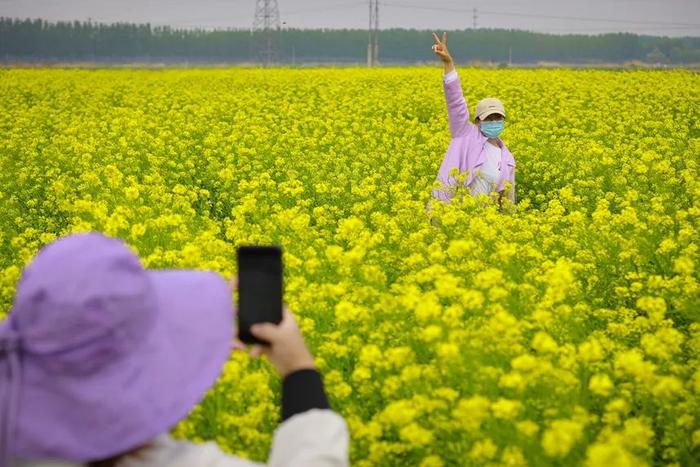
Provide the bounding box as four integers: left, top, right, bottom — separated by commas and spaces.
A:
237, 245, 283, 345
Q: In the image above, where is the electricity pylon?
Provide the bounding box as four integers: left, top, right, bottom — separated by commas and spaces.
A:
253, 0, 281, 66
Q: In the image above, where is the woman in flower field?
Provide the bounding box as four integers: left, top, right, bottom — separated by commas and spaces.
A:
0, 233, 349, 467
431, 32, 517, 206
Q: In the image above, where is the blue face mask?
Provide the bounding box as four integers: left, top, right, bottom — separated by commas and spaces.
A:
480, 120, 505, 139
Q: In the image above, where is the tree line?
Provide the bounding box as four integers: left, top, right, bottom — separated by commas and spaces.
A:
1, 17, 699, 64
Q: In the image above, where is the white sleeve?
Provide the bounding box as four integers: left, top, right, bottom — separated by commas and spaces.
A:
115, 410, 348, 467
268, 409, 349, 467
116, 435, 266, 467
443, 70, 458, 84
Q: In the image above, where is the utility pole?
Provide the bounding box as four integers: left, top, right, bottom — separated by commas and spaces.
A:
508, 46, 512, 66
87, 17, 96, 61
473, 7, 478, 29
253, 0, 281, 66
367, 0, 379, 67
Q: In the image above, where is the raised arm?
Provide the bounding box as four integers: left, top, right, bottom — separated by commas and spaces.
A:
432, 32, 471, 138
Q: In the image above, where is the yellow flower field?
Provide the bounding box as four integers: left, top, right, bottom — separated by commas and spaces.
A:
0, 67, 699, 466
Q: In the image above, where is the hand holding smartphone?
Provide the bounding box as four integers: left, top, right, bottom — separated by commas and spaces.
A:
236, 246, 283, 345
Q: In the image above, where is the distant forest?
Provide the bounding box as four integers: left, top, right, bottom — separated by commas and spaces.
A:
1, 17, 699, 64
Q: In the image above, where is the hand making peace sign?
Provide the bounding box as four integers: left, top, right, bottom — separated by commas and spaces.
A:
432, 32, 455, 74
432, 32, 453, 64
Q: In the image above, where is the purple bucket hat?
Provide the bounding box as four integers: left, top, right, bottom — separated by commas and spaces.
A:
0, 233, 234, 463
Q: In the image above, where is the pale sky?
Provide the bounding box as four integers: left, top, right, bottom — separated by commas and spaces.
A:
1, 0, 699, 37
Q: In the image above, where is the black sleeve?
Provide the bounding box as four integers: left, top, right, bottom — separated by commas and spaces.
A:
281, 368, 330, 421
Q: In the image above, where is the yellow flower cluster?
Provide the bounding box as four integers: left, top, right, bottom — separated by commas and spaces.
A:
0, 67, 698, 465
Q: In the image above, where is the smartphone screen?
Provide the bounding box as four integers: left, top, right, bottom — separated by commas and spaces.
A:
237, 245, 283, 345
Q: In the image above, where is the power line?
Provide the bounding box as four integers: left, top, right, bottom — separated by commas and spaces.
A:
478, 10, 700, 28
282, 1, 365, 17
544, 25, 700, 33
380, 2, 700, 28
381, 2, 474, 14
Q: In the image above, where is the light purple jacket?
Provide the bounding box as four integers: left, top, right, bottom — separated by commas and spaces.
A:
432, 75, 516, 204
